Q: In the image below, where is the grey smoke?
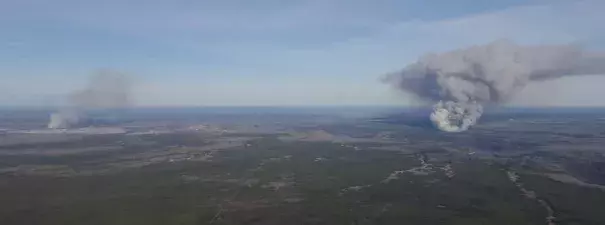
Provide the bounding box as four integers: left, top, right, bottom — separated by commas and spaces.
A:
48, 70, 133, 129
385, 40, 605, 132
48, 110, 82, 129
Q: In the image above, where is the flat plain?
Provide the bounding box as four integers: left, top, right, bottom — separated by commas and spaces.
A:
0, 107, 604, 225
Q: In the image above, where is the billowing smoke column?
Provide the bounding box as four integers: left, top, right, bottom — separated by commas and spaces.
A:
48, 70, 132, 129
385, 40, 605, 132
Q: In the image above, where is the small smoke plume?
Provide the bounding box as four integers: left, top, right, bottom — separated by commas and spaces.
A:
385, 40, 605, 132
48, 110, 82, 129
48, 70, 133, 129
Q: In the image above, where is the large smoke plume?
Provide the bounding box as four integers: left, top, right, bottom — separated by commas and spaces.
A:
385, 40, 605, 132
48, 70, 133, 129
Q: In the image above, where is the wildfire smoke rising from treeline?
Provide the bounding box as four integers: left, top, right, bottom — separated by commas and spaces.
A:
48, 70, 133, 129
385, 40, 605, 132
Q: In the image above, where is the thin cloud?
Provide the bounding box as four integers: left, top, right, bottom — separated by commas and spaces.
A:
0, 0, 604, 106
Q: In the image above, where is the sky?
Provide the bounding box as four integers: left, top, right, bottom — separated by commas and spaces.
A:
1, 0, 604, 107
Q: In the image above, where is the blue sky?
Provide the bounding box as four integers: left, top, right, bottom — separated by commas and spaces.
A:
1, 0, 604, 106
